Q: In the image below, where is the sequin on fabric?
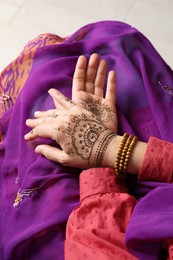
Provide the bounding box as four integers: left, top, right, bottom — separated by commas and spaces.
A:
157, 81, 173, 96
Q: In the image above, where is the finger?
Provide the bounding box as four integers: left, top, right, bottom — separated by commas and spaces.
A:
85, 53, 100, 93
48, 89, 76, 110
35, 145, 69, 166
94, 60, 107, 97
48, 89, 73, 110
105, 71, 116, 103
26, 117, 57, 128
24, 123, 58, 141
51, 95, 67, 110
34, 109, 58, 118
72, 56, 87, 97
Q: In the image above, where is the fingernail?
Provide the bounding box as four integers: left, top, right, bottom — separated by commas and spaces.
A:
26, 119, 31, 125
48, 89, 58, 96
34, 111, 40, 116
35, 146, 41, 153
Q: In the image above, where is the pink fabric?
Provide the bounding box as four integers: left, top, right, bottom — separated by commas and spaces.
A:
138, 136, 173, 259
65, 168, 137, 260
139, 137, 173, 183
65, 138, 173, 259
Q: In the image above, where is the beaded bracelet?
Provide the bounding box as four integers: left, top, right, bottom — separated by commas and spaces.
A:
115, 133, 137, 175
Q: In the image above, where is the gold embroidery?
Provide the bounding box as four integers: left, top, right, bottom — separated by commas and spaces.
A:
13, 187, 37, 208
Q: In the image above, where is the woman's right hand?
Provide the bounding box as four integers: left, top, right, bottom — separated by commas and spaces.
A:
25, 90, 117, 169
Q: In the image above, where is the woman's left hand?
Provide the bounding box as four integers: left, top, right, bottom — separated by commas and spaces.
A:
71, 54, 117, 132
34, 54, 117, 133
25, 90, 116, 169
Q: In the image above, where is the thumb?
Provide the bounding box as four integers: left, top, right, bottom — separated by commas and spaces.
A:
48, 89, 64, 109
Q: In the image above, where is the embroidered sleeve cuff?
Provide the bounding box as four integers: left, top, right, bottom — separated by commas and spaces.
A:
138, 137, 173, 183
80, 168, 128, 202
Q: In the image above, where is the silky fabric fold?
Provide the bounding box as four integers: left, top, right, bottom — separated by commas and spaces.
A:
0, 21, 173, 259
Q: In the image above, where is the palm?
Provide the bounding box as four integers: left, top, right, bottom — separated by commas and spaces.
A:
72, 54, 117, 132
73, 91, 117, 132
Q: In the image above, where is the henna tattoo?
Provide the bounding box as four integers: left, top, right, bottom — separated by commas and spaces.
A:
50, 114, 59, 118
71, 117, 106, 160
67, 148, 75, 156
63, 113, 106, 161
94, 131, 115, 167
80, 97, 114, 123
70, 115, 79, 123
53, 127, 60, 131
64, 97, 76, 106
64, 127, 72, 137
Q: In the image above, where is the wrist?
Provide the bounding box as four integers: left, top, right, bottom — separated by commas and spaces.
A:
102, 135, 121, 168
89, 129, 116, 167
103, 135, 147, 175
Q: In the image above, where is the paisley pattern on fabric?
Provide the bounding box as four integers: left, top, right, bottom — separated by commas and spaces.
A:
0, 33, 65, 115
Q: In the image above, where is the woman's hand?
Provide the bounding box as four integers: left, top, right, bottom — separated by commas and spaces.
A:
25, 90, 116, 169
71, 54, 117, 132
35, 54, 117, 133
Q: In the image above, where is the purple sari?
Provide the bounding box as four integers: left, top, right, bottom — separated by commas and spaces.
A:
1, 21, 173, 260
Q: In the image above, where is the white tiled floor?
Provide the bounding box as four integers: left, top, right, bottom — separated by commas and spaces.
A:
0, 0, 173, 71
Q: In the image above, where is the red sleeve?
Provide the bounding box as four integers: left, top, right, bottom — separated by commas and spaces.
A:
65, 168, 137, 260
138, 137, 173, 183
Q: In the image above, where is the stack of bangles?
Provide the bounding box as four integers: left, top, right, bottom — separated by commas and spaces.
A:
115, 133, 137, 175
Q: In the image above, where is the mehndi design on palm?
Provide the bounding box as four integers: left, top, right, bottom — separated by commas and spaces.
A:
71, 54, 117, 132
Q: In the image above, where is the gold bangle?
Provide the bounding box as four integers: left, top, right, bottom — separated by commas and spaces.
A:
115, 133, 137, 175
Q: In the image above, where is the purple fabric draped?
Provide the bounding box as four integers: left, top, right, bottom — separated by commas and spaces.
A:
1, 21, 173, 260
